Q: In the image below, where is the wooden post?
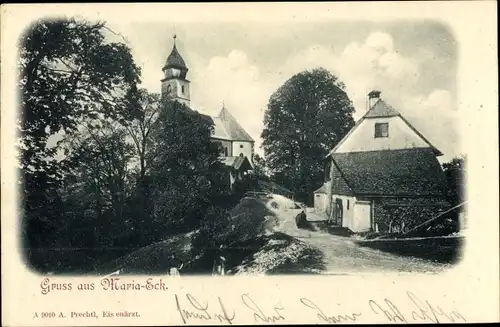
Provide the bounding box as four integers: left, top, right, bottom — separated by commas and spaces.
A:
371, 200, 375, 231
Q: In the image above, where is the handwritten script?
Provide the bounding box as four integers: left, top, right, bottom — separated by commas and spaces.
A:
368, 291, 467, 323
175, 293, 235, 324
300, 297, 362, 323
174, 290, 465, 324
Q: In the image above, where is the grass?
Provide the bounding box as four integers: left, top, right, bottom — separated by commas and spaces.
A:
93, 197, 277, 275
95, 232, 196, 275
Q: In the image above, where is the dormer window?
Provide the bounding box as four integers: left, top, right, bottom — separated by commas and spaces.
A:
375, 123, 389, 138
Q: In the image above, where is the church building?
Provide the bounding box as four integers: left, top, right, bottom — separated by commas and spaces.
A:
161, 36, 254, 186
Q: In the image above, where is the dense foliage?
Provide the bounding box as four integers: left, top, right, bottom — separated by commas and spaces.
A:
19, 19, 141, 254
261, 68, 355, 205
19, 19, 242, 273
148, 101, 230, 238
442, 155, 466, 206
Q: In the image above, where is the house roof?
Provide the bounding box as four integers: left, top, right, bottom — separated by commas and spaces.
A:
327, 97, 443, 157
331, 148, 448, 197
314, 183, 327, 193
221, 156, 251, 170
364, 99, 399, 118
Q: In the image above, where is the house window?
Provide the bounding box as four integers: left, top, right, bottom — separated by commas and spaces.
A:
224, 147, 228, 156
375, 123, 389, 138
240, 144, 244, 148
347, 200, 350, 210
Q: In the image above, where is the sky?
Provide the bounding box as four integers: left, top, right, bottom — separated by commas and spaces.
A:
105, 20, 460, 162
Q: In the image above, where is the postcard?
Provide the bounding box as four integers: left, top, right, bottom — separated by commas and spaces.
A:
1, 2, 498, 325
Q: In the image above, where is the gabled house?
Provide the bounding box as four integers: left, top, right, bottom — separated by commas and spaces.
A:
316, 90, 450, 233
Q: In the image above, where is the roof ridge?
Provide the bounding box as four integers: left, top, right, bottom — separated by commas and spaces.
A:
332, 147, 436, 156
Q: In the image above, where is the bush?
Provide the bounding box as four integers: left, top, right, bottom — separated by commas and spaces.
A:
191, 198, 272, 269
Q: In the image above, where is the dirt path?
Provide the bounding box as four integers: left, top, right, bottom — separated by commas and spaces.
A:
266, 199, 451, 274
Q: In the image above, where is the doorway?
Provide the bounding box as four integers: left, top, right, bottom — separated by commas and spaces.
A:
332, 198, 343, 226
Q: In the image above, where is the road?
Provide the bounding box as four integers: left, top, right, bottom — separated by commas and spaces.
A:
266, 200, 452, 274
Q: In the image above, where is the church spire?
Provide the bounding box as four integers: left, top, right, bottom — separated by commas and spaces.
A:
161, 33, 191, 106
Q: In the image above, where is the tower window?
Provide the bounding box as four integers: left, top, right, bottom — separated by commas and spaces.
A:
166, 85, 172, 93
224, 147, 228, 157
375, 123, 389, 138
181, 85, 185, 94
240, 144, 244, 148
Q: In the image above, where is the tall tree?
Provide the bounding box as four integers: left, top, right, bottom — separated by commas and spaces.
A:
252, 153, 269, 179
148, 100, 229, 240
121, 89, 162, 245
19, 18, 140, 248
261, 68, 355, 204
59, 118, 135, 247
123, 89, 161, 181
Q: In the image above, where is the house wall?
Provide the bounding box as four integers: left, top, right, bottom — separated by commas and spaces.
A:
335, 116, 429, 153
314, 193, 327, 215
232, 141, 254, 164
330, 194, 356, 228
324, 159, 352, 220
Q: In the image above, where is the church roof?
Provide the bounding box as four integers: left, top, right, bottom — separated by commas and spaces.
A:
364, 99, 400, 118
164, 43, 188, 71
211, 117, 231, 140
211, 107, 254, 142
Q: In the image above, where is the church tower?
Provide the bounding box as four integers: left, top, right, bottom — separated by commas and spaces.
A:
161, 35, 190, 106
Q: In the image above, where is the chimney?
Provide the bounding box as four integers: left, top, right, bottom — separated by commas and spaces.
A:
368, 90, 381, 109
